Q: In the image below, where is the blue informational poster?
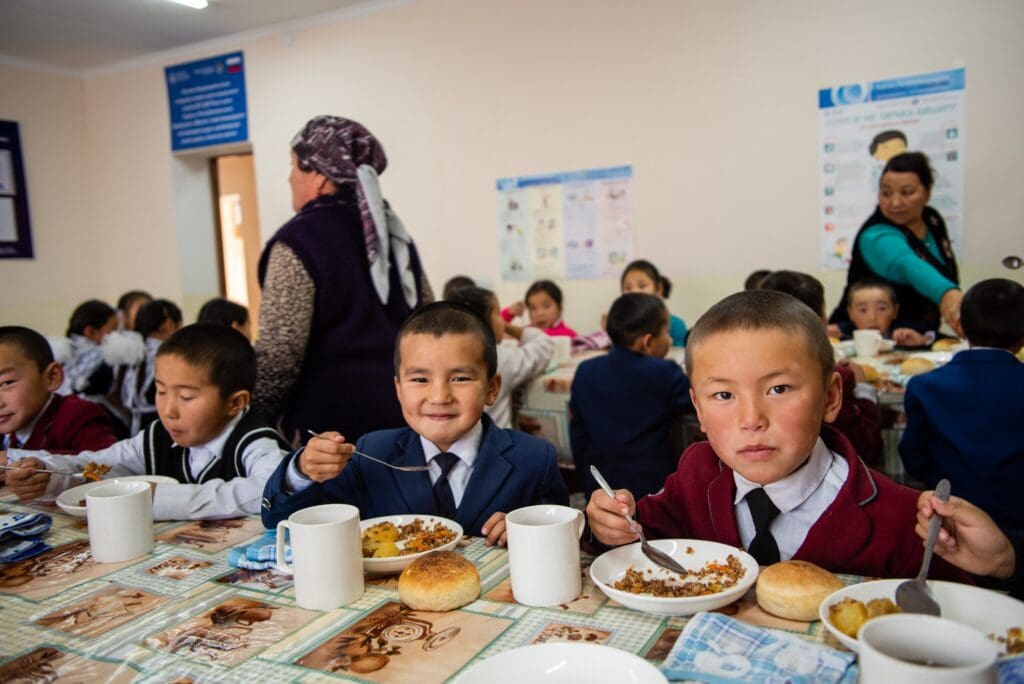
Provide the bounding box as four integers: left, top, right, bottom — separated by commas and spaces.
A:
0, 120, 33, 259
165, 51, 248, 152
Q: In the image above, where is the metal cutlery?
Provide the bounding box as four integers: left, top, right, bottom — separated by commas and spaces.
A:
305, 430, 430, 472
895, 478, 951, 615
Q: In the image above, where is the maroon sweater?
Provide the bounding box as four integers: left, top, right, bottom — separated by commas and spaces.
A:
637, 425, 969, 581
15, 394, 118, 453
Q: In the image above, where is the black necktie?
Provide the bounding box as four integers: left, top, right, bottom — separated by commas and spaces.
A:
432, 452, 460, 519
745, 487, 781, 565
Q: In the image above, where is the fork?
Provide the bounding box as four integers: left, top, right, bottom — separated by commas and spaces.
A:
589, 465, 690, 576
305, 430, 431, 472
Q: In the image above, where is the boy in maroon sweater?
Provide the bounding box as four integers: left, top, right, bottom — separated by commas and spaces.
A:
587, 290, 966, 580
1, 326, 117, 479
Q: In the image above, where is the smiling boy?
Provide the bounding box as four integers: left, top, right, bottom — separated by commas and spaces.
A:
587, 290, 967, 580
261, 302, 569, 545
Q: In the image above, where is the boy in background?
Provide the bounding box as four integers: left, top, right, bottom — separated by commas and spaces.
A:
262, 302, 569, 545
900, 278, 1024, 533
5, 324, 288, 520
197, 298, 252, 340
587, 290, 966, 580
843, 278, 931, 347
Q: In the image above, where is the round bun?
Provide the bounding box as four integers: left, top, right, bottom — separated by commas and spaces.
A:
755, 560, 843, 622
931, 338, 958, 351
398, 550, 480, 611
900, 357, 935, 376
859, 364, 880, 383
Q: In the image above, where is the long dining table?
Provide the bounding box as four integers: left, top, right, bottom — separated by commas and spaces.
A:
0, 490, 857, 683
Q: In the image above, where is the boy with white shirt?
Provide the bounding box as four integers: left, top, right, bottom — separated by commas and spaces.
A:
587, 290, 967, 580
6, 324, 288, 520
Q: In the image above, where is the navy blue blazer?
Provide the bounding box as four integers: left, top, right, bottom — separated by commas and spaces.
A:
900, 348, 1024, 532
261, 414, 569, 534
569, 347, 692, 499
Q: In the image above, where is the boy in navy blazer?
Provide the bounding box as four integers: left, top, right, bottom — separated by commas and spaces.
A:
261, 302, 569, 545
900, 278, 1024, 533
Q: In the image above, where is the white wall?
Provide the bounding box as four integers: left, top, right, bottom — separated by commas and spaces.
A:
2, 0, 1022, 335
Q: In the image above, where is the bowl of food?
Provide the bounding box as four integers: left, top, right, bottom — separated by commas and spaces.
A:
589, 539, 758, 616
820, 579, 1024, 655
360, 514, 463, 575
56, 474, 178, 517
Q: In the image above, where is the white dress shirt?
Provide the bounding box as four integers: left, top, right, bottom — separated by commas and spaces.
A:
488, 329, 554, 429
733, 437, 849, 561
18, 409, 286, 520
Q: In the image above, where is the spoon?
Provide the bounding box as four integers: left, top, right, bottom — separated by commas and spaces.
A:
895, 478, 951, 615
589, 465, 690, 576
0, 464, 85, 478
1003, 255, 1023, 270
305, 430, 430, 472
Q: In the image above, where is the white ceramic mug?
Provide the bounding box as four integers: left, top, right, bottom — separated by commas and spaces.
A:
853, 328, 883, 358
506, 504, 584, 607
276, 504, 364, 610
858, 614, 997, 684
552, 336, 572, 365
86, 481, 154, 563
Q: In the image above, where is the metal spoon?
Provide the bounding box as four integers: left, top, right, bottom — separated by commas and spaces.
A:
0, 464, 85, 478
305, 430, 430, 472
589, 465, 690, 576
895, 478, 951, 615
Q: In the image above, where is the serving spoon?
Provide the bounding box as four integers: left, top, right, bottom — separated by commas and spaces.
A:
895, 478, 951, 615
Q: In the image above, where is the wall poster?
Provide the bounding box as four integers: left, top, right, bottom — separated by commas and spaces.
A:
0, 120, 32, 259
165, 51, 248, 152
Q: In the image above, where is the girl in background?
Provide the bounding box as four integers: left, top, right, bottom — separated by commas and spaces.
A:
122, 299, 182, 434
197, 298, 252, 340
116, 290, 152, 332
621, 259, 687, 346
523, 280, 577, 338
62, 300, 119, 398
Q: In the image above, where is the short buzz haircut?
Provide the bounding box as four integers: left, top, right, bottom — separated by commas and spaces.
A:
0, 326, 55, 371
607, 293, 667, 348
960, 278, 1024, 351
758, 270, 826, 318
684, 290, 835, 385
197, 298, 249, 329
394, 301, 498, 379
156, 324, 255, 398
847, 278, 898, 305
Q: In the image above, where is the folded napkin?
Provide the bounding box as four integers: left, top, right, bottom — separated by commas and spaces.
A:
660, 612, 858, 684
0, 513, 52, 562
227, 531, 291, 570
999, 655, 1024, 684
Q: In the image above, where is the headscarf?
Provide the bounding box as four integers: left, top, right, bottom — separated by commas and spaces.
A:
291, 115, 418, 308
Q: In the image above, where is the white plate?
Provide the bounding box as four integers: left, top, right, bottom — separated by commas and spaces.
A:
819, 579, 1024, 654
451, 643, 667, 684
360, 514, 463, 575
590, 539, 759, 616
908, 351, 953, 365
56, 475, 178, 517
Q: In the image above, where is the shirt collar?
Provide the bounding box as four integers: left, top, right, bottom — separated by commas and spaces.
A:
419, 419, 484, 468
173, 408, 246, 456
12, 394, 54, 447
733, 437, 833, 513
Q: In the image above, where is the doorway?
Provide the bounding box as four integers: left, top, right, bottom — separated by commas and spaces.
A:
212, 154, 263, 335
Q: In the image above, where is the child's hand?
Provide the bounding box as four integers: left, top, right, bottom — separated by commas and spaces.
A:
586, 488, 639, 547
507, 301, 525, 317
826, 323, 843, 339
7, 457, 50, 501
893, 328, 929, 347
298, 432, 354, 482
481, 511, 507, 547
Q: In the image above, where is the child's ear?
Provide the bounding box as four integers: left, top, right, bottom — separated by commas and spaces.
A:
822, 370, 843, 423
43, 362, 64, 392
633, 333, 654, 354
226, 389, 250, 416
485, 374, 501, 407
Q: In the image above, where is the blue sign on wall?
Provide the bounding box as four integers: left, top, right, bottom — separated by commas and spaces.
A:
165, 51, 248, 151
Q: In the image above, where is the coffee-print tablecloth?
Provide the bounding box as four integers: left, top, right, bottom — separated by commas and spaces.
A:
0, 489, 851, 683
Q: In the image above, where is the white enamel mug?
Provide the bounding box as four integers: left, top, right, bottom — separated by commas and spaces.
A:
506, 504, 584, 607
86, 481, 154, 563
276, 504, 364, 610
853, 328, 883, 358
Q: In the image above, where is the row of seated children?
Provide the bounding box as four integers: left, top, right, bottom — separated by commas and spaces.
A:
2, 323, 286, 520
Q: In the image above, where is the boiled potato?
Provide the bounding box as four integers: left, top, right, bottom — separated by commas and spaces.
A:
865, 597, 901, 618
829, 597, 868, 638
372, 541, 400, 558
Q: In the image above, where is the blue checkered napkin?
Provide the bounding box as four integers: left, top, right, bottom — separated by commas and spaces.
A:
660, 612, 858, 684
999, 655, 1024, 684
0, 513, 53, 562
227, 531, 291, 570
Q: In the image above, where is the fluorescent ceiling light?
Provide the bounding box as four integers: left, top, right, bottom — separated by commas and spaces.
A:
167, 0, 209, 8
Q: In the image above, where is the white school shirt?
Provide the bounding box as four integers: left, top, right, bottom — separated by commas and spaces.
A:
487, 328, 554, 429
18, 410, 286, 520
286, 419, 486, 508
732, 437, 849, 561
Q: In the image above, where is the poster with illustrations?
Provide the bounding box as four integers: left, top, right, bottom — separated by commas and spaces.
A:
497, 166, 634, 280
818, 68, 965, 269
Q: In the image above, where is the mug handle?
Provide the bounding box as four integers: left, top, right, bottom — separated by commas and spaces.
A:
573, 509, 585, 540
275, 520, 292, 574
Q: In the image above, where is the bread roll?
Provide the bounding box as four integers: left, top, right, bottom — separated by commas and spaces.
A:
900, 356, 935, 376
756, 560, 844, 621
931, 338, 959, 352
859, 364, 880, 383
398, 550, 480, 611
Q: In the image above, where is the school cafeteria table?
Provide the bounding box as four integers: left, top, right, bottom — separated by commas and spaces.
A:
0, 491, 854, 683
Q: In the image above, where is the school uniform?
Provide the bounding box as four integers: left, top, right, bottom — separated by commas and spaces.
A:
831, 364, 883, 468
22, 408, 288, 520
488, 328, 554, 429
900, 348, 1024, 533
261, 414, 570, 534
120, 337, 160, 435
2, 394, 117, 453
636, 425, 969, 581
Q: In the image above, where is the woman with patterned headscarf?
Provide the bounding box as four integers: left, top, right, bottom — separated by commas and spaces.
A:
253, 116, 433, 445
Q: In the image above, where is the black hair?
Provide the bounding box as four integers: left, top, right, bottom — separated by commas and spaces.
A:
960, 279, 1024, 351
882, 151, 935, 191
744, 269, 773, 290
135, 299, 183, 339
607, 293, 667, 348
394, 301, 498, 379
525, 279, 563, 307
869, 130, 908, 155
758, 270, 826, 318
156, 324, 256, 398
685, 290, 835, 384
847, 278, 898, 305
66, 300, 117, 337
0, 326, 55, 371
621, 259, 673, 298
197, 298, 249, 329
442, 275, 477, 300
446, 286, 499, 327
116, 290, 152, 313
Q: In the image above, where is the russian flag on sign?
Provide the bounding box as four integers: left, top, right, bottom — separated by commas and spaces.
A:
226, 55, 242, 73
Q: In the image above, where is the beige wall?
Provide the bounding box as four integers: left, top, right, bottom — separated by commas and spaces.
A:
2, 0, 1022, 336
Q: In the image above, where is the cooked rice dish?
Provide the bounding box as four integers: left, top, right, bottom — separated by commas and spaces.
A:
612, 555, 746, 597
361, 519, 457, 559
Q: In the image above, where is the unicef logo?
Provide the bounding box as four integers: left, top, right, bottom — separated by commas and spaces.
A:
832, 83, 869, 105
